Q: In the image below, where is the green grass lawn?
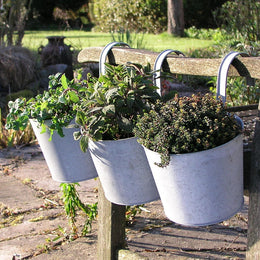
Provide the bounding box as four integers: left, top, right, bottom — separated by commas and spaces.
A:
22, 30, 214, 54
142, 33, 214, 53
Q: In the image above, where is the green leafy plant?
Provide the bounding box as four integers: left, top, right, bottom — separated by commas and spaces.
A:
111, 29, 145, 49
134, 93, 242, 167
74, 63, 160, 152
185, 27, 228, 43
60, 183, 98, 237
0, 108, 36, 149
209, 76, 260, 107
125, 204, 144, 225
225, 78, 260, 106
5, 73, 85, 140
215, 0, 260, 43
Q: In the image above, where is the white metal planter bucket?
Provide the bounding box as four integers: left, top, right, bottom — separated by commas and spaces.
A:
30, 119, 97, 183
143, 134, 244, 226
88, 137, 159, 205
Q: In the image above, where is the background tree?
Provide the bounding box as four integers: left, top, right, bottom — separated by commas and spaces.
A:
167, 0, 184, 36
0, 0, 32, 46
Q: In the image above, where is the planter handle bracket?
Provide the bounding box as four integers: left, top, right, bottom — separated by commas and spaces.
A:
216, 51, 255, 103
153, 49, 185, 95
99, 42, 130, 76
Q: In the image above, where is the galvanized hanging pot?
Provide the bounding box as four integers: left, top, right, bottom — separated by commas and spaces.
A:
144, 132, 244, 226
30, 119, 97, 183
89, 137, 159, 205
88, 42, 159, 205
142, 51, 245, 226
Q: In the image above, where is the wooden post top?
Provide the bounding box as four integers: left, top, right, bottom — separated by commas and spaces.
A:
78, 46, 260, 79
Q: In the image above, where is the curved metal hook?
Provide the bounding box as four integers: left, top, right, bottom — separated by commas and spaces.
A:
99, 42, 130, 76
216, 51, 252, 103
153, 49, 185, 96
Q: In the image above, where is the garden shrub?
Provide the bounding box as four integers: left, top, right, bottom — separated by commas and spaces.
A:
0, 46, 37, 95
214, 0, 260, 43
92, 0, 167, 33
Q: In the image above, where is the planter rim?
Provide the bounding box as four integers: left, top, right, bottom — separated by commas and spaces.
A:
90, 136, 136, 144
142, 133, 243, 158
29, 118, 74, 128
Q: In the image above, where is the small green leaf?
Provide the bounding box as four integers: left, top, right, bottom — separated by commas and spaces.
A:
52, 236, 61, 242
88, 107, 103, 114
57, 126, 64, 137
105, 88, 119, 102
61, 74, 69, 89
40, 123, 46, 134
59, 96, 66, 103
75, 111, 85, 126
68, 91, 80, 103
40, 101, 48, 110
73, 131, 81, 140
19, 115, 29, 130
80, 136, 89, 152
102, 104, 115, 115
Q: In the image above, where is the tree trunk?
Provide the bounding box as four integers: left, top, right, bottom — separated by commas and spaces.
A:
7, 6, 14, 46
167, 0, 184, 36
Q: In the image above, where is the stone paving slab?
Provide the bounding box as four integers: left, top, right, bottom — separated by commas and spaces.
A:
0, 209, 65, 241
0, 233, 58, 260
0, 174, 44, 212
11, 152, 99, 204
126, 198, 248, 259
32, 234, 98, 260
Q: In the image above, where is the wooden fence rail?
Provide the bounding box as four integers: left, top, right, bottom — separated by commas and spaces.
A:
79, 47, 260, 79
78, 46, 260, 260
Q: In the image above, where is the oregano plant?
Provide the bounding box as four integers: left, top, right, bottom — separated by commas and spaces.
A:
5, 73, 85, 140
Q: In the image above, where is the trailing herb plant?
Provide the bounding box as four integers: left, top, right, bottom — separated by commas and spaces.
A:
60, 183, 97, 238
5, 73, 84, 139
134, 93, 242, 167
74, 63, 160, 152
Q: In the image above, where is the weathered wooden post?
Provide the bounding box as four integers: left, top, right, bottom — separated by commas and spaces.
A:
246, 100, 260, 259
97, 181, 126, 260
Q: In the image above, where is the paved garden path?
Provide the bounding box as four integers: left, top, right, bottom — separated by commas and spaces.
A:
0, 145, 248, 259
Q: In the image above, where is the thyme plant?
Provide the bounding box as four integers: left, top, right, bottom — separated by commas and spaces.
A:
134, 93, 242, 167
